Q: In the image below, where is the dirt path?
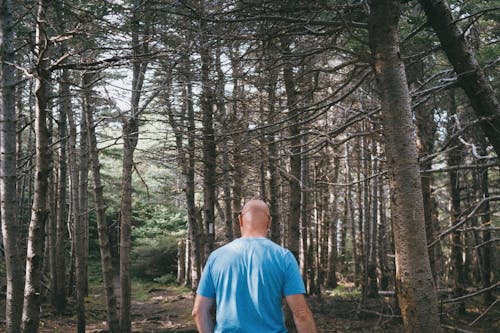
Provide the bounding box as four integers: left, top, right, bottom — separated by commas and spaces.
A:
2, 283, 496, 332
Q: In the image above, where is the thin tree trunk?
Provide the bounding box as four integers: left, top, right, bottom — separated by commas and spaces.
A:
199, 0, 216, 257
282, 42, 301, 260
229, 43, 243, 240
368, 1, 442, 331
325, 154, 339, 288
185, 76, 200, 289
177, 239, 186, 285
85, 71, 120, 333
0, 0, 24, 329
415, 101, 441, 283
66, 84, 79, 300
54, 68, 69, 312
360, 130, 370, 300
377, 174, 390, 291
418, 0, 500, 158
344, 143, 357, 284
478, 150, 494, 304
75, 71, 92, 333
21, 1, 51, 331
215, 43, 233, 242
120, 1, 147, 329
447, 90, 466, 315
301, 131, 310, 288
367, 138, 379, 298
47, 112, 57, 313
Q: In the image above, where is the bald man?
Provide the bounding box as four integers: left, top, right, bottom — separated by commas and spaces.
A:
192, 199, 317, 333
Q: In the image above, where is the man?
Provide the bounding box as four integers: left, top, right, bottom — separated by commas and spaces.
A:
192, 199, 317, 333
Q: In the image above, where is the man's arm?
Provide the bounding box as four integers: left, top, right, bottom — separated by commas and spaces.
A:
285, 294, 317, 333
192, 294, 215, 333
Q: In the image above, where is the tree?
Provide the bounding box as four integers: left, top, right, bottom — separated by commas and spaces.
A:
85, 70, 120, 333
0, 0, 24, 331
199, 0, 217, 258
368, 0, 442, 331
418, 0, 500, 158
120, 1, 150, 330
21, 0, 51, 331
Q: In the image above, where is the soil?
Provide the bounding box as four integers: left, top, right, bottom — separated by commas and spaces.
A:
1, 283, 498, 332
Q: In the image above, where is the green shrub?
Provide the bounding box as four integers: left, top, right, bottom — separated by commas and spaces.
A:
154, 273, 177, 285
131, 236, 178, 280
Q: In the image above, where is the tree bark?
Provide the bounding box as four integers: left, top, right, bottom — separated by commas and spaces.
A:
215, 43, 233, 242
344, 143, 357, 283
0, 0, 24, 330
85, 70, 120, 333
415, 100, 442, 283
66, 82, 79, 301
75, 71, 92, 333
185, 74, 201, 289
267, 97, 281, 244
418, 0, 500, 158
367, 138, 379, 298
120, 1, 148, 329
282, 41, 301, 259
368, 1, 442, 331
53, 68, 69, 312
447, 90, 466, 314
22, 1, 51, 331
325, 154, 339, 288
199, 0, 216, 257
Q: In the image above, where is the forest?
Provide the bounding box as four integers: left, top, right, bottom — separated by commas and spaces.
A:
0, 0, 498, 332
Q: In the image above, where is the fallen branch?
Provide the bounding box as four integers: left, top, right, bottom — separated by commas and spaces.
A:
442, 282, 500, 304
441, 324, 476, 333
359, 308, 401, 318
469, 298, 498, 326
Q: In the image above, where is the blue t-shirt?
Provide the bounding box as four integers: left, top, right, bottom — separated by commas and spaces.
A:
196, 237, 305, 333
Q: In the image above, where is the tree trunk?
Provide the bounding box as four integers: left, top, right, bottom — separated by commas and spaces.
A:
478, 154, 494, 304
199, 1, 216, 257
21, 1, 51, 331
367, 138, 379, 298
47, 112, 57, 313
53, 68, 69, 312
368, 1, 442, 331
264, 48, 281, 243
0, 0, 24, 329
325, 154, 339, 288
215, 44, 233, 242
282, 42, 301, 260
418, 0, 500, 158
85, 71, 120, 333
446, 90, 466, 314
75, 71, 92, 333
120, 1, 148, 330
415, 100, 441, 283
120, 3, 147, 330
185, 75, 201, 289
377, 173, 390, 291
360, 129, 370, 300
66, 84, 79, 300
301, 131, 310, 288
344, 143, 357, 283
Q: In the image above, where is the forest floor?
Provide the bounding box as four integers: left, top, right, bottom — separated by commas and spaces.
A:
0, 281, 498, 332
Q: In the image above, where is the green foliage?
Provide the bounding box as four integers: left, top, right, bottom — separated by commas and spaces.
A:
325, 284, 362, 300
131, 236, 179, 281
154, 273, 177, 285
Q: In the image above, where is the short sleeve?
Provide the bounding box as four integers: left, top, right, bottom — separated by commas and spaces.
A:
196, 257, 216, 299
283, 251, 306, 296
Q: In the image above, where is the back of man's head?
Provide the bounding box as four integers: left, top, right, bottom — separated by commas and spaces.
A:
240, 199, 271, 237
